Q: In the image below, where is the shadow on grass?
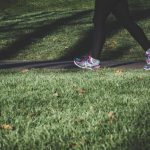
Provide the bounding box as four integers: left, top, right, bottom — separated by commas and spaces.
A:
0, 0, 13, 10
0, 8, 150, 70
0, 11, 80, 32
59, 8, 150, 61
0, 9, 92, 60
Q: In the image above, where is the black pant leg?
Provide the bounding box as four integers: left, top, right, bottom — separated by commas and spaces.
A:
91, 0, 122, 58
112, 0, 150, 51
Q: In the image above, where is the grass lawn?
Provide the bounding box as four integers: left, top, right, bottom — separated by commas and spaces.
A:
0, 0, 150, 149
0, 68, 150, 150
0, 0, 150, 61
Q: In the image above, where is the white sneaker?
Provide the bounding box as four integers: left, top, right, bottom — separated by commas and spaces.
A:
74, 55, 100, 70
144, 49, 150, 70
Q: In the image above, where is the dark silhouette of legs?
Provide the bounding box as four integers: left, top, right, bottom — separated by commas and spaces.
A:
91, 0, 150, 59
112, 0, 150, 51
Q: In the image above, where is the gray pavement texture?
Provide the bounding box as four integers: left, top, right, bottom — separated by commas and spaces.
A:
0, 60, 146, 70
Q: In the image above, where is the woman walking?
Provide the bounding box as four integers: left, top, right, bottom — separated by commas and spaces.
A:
74, 0, 150, 70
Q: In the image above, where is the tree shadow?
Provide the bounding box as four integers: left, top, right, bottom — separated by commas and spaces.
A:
0, 11, 74, 33
59, 29, 93, 61
0, 7, 150, 62
0, 0, 13, 10
0, 22, 19, 33
59, 8, 150, 61
0, 9, 92, 60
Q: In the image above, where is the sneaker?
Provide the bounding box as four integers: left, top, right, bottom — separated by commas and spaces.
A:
144, 49, 150, 70
74, 55, 100, 70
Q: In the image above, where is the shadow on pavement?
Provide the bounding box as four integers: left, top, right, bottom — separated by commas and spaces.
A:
0, 59, 145, 70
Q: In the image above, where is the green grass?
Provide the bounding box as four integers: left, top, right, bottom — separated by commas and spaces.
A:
0, 68, 150, 150
0, 0, 150, 61
0, 0, 150, 149
0, 0, 93, 13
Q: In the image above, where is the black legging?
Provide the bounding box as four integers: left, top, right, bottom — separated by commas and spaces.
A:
91, 0, 150, 58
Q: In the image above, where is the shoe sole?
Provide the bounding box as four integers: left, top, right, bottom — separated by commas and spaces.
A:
144, 65, 150, 70
74, 60, 100, 70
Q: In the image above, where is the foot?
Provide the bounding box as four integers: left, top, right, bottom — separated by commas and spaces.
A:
144, 49, 150, 70
74, 55, 100, 70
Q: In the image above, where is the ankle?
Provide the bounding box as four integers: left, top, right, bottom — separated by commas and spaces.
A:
88, 52, 99, 60
146, 48, 150, 52
146, 48, 150, 55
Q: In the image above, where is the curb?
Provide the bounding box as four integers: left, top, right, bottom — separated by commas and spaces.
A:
0, 60, 145, 70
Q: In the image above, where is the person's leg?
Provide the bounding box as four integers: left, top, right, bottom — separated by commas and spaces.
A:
74, 0, 122, 69
91, 0, 121, 59
112, 0, 150, 51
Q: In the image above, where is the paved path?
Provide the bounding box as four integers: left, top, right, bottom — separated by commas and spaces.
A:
0, 60, 145, 70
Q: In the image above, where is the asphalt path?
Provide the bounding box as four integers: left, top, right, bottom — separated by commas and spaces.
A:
0, 60, 145, 70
